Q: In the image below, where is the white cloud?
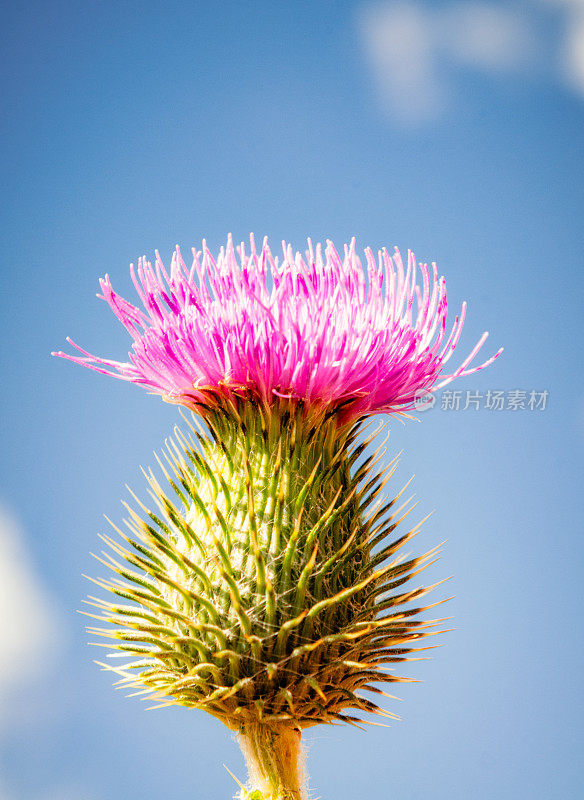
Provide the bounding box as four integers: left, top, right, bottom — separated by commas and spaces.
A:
0, 504, 62, 708
359, 3, 447, 124
359, 0, 584, 125
439, 3, 536, 72
0, 511, 93, 800
565, 13, 584, 91
542, 0, 584, 91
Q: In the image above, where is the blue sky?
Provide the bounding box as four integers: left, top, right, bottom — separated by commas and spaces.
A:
0, 1, 583, 798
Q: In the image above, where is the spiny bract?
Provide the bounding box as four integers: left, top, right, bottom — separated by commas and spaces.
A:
86, 397, 444, 730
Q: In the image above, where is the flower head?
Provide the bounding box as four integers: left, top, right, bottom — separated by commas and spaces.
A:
54, 234, 501, 419
58, 233, 503, 799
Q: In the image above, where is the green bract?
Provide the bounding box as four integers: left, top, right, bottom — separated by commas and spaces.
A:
86, 398, 443, 797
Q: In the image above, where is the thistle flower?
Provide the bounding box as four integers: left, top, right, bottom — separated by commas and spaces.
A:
55, 236, 501, 800
54, 235, 501, 421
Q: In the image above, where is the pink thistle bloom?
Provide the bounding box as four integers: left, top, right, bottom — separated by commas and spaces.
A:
53, 234, 501, 419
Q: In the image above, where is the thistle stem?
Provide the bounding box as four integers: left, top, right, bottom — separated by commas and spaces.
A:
238, 721, 305, 800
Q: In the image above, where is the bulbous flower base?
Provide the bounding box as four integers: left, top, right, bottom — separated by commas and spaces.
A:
86, 399, 444, 792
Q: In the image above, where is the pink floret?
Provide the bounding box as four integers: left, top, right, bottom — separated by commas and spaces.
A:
53, 234, 502, 418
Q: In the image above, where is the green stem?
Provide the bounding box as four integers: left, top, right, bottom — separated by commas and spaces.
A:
238, 722, 305, 800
